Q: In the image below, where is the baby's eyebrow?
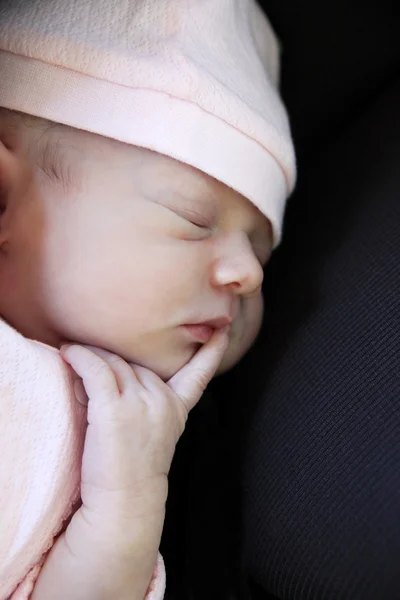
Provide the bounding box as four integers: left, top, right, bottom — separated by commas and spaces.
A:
34, 131, 80, 192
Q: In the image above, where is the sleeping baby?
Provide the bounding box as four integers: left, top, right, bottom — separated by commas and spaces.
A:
0, 0, 296, 598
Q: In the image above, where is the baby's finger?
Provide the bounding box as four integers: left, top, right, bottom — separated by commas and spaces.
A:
127, 364, 159, 392
60, 344, 120, 406
78, 345, 142, 395
167, 327, 230, 412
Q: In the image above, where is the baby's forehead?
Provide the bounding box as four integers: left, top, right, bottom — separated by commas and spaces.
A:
63, 127, 224, 202
136, 149, 220, 201
32, 124, 263, 223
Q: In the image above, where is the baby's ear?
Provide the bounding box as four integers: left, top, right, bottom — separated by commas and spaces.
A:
0, 138, 26, 245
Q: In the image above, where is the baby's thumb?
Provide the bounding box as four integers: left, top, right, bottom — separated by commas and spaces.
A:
60, 344, 120, 414
167, 327, 230, 413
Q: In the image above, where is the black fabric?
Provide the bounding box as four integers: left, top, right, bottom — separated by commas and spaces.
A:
216, 74, 400, 600
161, 3, 400, 599
258, 0, 400, 154
161, 390, 244, 600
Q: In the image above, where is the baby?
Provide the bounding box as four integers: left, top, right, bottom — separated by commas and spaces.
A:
0, 0, 296, 598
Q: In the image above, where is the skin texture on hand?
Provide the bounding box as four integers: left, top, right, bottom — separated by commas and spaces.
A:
31, 328, 229, 600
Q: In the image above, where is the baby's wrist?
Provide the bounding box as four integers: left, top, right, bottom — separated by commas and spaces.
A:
81, 473, 169, 521
70, 498, 166, 553
33, 529, 159, 600
54, 507, 164, 599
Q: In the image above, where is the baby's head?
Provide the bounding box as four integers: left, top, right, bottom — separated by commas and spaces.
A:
0, 0, 296, 380
0, 111, 271, 378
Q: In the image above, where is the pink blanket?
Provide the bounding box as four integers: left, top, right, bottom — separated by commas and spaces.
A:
0, 320, 165, 599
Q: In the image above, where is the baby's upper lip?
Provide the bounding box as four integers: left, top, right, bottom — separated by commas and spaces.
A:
193, 316, 233, 329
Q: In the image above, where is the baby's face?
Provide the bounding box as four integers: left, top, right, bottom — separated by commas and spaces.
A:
1, 126, 272, 379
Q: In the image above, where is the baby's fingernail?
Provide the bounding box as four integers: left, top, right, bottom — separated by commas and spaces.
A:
60, 344, 72, 355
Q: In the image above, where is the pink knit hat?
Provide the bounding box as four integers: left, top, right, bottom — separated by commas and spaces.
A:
0, 0, 296, 245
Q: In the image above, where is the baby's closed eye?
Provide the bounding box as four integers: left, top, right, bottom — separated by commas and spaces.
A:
157, 200, 214, 240
173, 206, 213, 230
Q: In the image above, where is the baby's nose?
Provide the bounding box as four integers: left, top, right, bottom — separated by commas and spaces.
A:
210, 233, 264, 297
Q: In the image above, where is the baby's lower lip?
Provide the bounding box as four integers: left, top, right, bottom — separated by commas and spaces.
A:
182, 324, 215, 344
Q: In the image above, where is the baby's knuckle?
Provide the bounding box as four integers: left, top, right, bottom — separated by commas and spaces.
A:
88, 359, 111, 380
191, 368, 210, 391
138, 387, 152, 405
108, 354, 126, 368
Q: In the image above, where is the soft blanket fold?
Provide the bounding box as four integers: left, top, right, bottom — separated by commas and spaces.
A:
0, 320, 165, 599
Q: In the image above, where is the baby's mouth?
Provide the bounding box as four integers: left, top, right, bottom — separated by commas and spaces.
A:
182, 316, 232, 344
182, 324, 215, 343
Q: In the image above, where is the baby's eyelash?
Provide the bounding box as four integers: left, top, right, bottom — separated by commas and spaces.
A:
161, 201, 214, 230
177, 208, 213, 229
188, 218, 211, 229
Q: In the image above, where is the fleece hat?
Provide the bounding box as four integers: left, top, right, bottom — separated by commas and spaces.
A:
0, 0, 296, 246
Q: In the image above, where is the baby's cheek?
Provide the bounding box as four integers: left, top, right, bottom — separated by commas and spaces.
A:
217, 296, 264, 374
241, 295, 264, 351
251, 295, 264, 339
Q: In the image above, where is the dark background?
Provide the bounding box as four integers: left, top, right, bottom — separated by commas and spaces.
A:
162, 2, 400, 599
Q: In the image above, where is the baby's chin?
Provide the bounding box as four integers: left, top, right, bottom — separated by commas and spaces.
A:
150, 347, 231, 381
127, 345, 199, 382
133, 321, 262, 382
216, 337, 252, 375
86, 305, 263, 383
127, 342, 229, 382
141, 337, 243, 381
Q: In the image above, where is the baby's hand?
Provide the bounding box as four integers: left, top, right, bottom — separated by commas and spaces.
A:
31, 329, 229, 600
61, 328, 229, 524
